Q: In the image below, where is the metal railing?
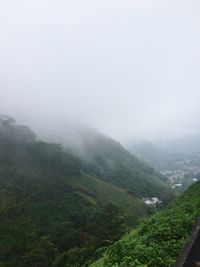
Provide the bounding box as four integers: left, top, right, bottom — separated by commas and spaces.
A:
174, 217, 200, 267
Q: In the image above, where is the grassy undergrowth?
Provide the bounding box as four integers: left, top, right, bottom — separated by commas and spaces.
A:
91, 181, 200, 267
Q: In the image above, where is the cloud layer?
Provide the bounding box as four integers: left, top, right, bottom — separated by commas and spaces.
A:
1, 0, 200, 141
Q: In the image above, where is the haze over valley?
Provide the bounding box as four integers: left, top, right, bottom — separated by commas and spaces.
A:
1, 0, 200, 143
1, 0, 200, 266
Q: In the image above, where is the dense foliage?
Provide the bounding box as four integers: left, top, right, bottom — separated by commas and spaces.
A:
0, 137, 130, 266
0, 116, 171, 266
67, 129, 171, 201
91, 181, 200, 267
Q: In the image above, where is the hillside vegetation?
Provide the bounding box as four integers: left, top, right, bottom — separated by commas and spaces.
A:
0, 116, 171, 266
91, 181, 200, 267
65, 129, 171, 200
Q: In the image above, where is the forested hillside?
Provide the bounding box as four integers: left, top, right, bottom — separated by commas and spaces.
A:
0, 116, 171, 266
64, 128, 171, 201
91, 181, 200, 267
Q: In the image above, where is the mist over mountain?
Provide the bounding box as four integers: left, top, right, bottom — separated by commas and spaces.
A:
1, 0, 200, 142
125, 139, 172, 170
156, 133, 200, 154
1, 0, 200, 266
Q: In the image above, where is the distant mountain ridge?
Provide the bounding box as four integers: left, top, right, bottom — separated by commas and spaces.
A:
125, 139, 173, 170
157, 133, 200, 154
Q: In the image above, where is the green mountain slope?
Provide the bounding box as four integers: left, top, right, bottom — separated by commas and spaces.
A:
66, 173, 147, 220
0, 117, 92, 266
0, 116, 173, 266
65, 129, 171, 201
0, 116, 151, 267
91, 181, 200, 267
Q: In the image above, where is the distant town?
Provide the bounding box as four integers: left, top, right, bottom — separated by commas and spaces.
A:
160, 156, 200, 190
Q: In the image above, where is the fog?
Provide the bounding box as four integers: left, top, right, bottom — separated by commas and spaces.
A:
1, 0, 200, 143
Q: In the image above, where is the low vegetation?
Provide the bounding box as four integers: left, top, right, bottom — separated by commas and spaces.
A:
91, 181, 200, 267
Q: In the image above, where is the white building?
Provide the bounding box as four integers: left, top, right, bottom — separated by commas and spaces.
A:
143, 197, 162, 205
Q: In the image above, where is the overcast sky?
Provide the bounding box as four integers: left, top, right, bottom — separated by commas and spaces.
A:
0, 0, 200, 142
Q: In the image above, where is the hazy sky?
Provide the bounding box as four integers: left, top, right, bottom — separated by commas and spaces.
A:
1, 0, 200, 142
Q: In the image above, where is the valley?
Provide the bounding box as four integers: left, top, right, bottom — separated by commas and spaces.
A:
0, 115, 200, 267
1, 1, 200, 266
126, 139, 200, 192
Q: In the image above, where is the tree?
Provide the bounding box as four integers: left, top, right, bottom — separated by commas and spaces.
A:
18, 248, 51, 267
86, 203, 129, 246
